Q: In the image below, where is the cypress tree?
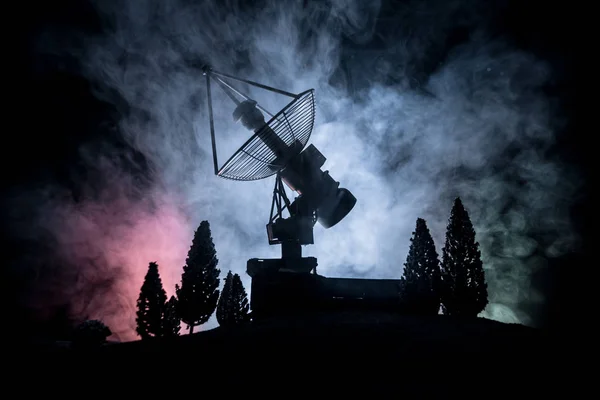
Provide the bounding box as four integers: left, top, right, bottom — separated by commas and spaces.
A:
136, 261, 167, 339
162, 295, 181, 337
440, 197, 488, 317
72, 319, 112, 349
216, 271, 234, 326
176, 220, 221, 333
217, 271, 250, 327
399, 218, 441, 315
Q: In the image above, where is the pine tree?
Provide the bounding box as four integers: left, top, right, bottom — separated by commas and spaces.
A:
440, 197, 488, 317
399, 218, 441, 315
136, 261, 167, 339
176, 220, 221, 333
162, 296, 181, 337
217, 271, 250, 327
216, 271, 234, 326
72, 319, 112, 348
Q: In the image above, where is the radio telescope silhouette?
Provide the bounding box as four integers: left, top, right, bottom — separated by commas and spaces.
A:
201, 65, 357, 317
202, 66, 356, 230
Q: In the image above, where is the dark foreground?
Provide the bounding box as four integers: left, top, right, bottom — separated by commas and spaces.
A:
17, 311, 567, 397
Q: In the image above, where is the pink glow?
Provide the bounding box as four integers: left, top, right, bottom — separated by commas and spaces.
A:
50, 190, 194, 342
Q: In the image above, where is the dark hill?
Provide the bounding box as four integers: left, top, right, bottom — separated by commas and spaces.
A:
19, 311, 568, 397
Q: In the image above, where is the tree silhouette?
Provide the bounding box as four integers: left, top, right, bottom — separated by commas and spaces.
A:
400, 218, 441, 315
176, 220, 221, 334
72, 319, 111, 348
136, 261, 167, 339
217, 271, 250, 327
162, 296, 181, 337
440, 198, 488, 317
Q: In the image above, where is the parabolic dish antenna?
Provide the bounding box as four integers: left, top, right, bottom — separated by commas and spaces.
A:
202, 67, 315, 181
201, 65, 356, 232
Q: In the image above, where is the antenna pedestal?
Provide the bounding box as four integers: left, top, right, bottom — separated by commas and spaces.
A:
246, 257, 319, 320
246, 173, 320, 319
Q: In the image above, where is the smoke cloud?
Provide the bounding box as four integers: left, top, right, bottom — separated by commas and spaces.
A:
16, 0, 579, 339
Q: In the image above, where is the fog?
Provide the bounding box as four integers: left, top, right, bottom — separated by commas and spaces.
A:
18, 0, 579, 339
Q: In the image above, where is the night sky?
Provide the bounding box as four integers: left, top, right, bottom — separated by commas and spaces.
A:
4, 0, 587, 341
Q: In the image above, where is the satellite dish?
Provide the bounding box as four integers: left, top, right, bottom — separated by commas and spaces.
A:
202, 67, 315, 181
201, 66, 356, 264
